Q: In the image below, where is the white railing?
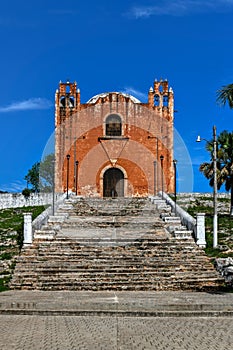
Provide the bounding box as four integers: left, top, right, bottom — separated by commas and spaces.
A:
151, 192, 206, 248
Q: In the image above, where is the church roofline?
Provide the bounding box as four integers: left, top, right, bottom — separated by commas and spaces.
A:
86, 92, 141, 104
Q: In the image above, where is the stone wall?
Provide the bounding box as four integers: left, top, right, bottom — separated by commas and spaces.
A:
215, 258, 233, 286
32, 193, 67, 232
0, 193, 63, 209
176, 192, 231, 214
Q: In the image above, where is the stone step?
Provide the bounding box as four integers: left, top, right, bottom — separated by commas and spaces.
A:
62, 215, 162, 223
47, 215, 68, 223
26, 242, 204, 251
11, 278, 223, 292
33, 230, 55, 240
13, 269, 217, 278
12, 269, 221, 280
162, 216, 181, 223
10, 196, 224, 291
20, 247, 204, 257
20, 246, 201, 256
173, 230, 193, 238
15, 250, 208, 259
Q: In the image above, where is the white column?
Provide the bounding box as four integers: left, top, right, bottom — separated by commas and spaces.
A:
23, 213, 33, 244
196, 213, 206, 248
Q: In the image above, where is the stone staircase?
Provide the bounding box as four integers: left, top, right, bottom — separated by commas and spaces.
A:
10, 196, 224, 291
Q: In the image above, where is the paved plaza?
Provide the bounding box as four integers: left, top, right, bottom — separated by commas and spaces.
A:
0, 291, 233, 349
1, 314, 233, 350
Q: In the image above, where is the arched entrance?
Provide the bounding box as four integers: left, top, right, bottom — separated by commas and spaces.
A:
103, 168, 124, 197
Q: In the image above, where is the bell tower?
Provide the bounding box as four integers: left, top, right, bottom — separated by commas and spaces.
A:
55, 80, 81, 127
148, 79, 174, 117
55, 80, 81, 192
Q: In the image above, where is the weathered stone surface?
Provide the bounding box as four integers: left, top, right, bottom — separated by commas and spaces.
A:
215, 257, 233, 285
176, 192, 231, 214
10, 196, 224, 291
1, 291, 233, 350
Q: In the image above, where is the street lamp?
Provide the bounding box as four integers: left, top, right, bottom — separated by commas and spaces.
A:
196, 125, 218, 248
153, 160, 157, 196
160, 155, 164, 199
173, 159, 178, 215
75, 160, 79, 196
66, 154, 70, 199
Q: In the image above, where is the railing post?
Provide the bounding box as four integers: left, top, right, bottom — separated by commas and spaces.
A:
196, 213, 206, 248
23, 213, 33, 245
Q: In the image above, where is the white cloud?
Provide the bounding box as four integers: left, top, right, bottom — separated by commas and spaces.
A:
0, 98, 52, 113
128, 0, 233, 18
0, 180, 25, 192
122, 87, 148, 101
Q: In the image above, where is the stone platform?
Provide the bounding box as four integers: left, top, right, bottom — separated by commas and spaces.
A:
10, 197, 224, 291
0, 290, 233, 349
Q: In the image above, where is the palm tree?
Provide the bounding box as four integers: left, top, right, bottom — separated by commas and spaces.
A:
217, 84, 233, 108
199, 130, 233, 216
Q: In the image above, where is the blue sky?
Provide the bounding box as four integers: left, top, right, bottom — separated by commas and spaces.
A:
0, 0, 233, 193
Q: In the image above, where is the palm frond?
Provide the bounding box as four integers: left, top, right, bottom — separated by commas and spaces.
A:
216, 84, 233, 108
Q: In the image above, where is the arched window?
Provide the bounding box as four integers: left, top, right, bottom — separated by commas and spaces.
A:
60, 96, 66, 107
105, 114, 122, 136
68, 96, 75, 108
154, 94, 160, 106
163, 95, 169, 107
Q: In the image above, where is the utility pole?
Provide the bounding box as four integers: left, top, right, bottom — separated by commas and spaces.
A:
213, 125, 218, 248
196, 126, 218, 248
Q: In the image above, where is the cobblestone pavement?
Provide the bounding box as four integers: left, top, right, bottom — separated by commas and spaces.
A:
0, 315, 233, 350
1, 291, 233, 349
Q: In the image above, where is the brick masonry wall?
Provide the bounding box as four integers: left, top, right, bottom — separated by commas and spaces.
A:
55, 80, 174, 197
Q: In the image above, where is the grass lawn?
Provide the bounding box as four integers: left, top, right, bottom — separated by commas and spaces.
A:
0, 205, 46, 291
186, 199, 233, 258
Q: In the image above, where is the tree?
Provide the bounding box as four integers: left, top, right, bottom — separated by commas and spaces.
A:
217, 84, 233, 109
24, 162, 40, 193
39, 153, 55, 192
22, 188, 31, 199
23, 154, 55, 193
199, 130, 233, 215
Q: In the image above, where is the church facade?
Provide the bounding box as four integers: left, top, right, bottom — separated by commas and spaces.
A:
54, 79, 175, 197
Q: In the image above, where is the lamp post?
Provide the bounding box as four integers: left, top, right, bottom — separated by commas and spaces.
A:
66, 154, 70, 199
173, 159, 177, 215
196, 125, 218, 248
160, 155, 164, 199
75, 160, 79, 196
153, 160, 157, 196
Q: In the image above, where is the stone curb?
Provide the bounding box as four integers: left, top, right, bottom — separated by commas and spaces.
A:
1, 309, 233, 317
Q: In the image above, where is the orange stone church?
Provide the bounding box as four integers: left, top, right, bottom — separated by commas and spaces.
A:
55, 79, 175, 197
